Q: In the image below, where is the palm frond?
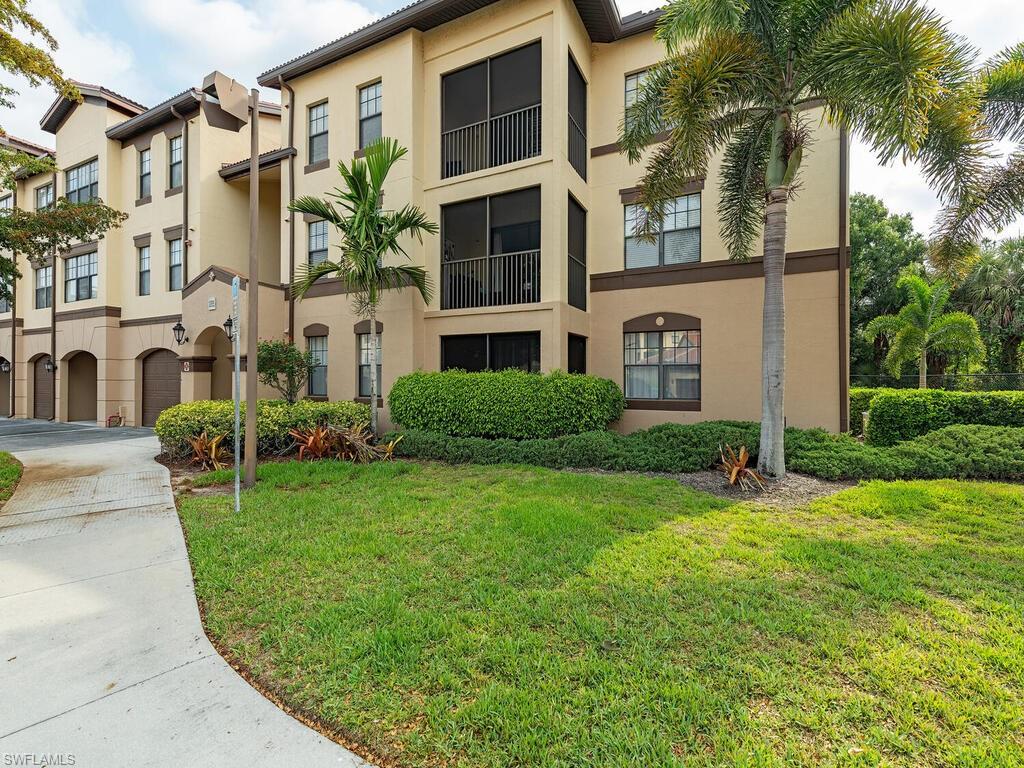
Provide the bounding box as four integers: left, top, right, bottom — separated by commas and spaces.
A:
288, 195, 342, 225
981, 42, 1024, 143
718, 112, 773, 259
655, 0, 748, 52
291, 258, 345, 299
806, 0, 977, 163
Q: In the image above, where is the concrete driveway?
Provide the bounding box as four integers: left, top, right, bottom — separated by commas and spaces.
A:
0, 420, 368, 767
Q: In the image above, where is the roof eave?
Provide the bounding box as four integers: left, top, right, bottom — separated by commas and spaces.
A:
105, 90, 201, 142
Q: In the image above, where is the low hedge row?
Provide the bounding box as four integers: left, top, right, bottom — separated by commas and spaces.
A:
866, 389, 1024, 446
848, 387, 900, 435
155, 399, 370, 458
387, 422, 1024, 482
388, 369, 626, 439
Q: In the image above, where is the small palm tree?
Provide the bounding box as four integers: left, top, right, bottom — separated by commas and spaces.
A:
619, 0, 983, 477
864, 273, 984, 388
290, 138, 438, 435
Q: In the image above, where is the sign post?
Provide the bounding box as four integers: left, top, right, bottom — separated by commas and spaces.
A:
231, 275, 241, 513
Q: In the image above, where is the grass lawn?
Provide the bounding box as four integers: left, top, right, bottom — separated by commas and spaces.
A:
0, 451, 23, 508
179, 462, 1024, 767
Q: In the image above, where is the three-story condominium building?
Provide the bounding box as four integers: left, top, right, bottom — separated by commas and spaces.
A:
255, 0, 850, 432
1, 0, 849, 432
2, 78, 283, 425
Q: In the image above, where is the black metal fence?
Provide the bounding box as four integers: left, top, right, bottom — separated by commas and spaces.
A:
850, 373, 1024, 391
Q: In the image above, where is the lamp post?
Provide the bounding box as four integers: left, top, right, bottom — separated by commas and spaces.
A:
244, 88, 260, 488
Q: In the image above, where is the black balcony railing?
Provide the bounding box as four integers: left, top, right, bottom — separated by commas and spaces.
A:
442, 249, 541, 310
568, 254, 586, 311
441, 104, 542, 179
568, 113, 586, 180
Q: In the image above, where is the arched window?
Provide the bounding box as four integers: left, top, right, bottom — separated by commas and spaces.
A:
623, 313, 701, 405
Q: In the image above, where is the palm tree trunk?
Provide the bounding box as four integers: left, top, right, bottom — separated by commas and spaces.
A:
919, 352, 928, 389
758, 186, 789, 480
368, 306, 379, 437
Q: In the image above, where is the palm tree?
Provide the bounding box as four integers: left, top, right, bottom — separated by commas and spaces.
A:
618, 0, 984, 478
957, 237, 1024, 373
864, 273, 984, 388
290, 138, 437, 435
931, 44, 1024, 278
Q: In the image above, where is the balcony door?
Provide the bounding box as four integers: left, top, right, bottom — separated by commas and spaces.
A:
442, 187, 541, 310
441, 42, 542, 178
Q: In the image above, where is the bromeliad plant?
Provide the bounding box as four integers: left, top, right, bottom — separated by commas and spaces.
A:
289, 424, 337, 461
188, 431, 230, 471
289, 138, 438, 437
718, 443, 767, 491
619, 0, 986, 478
289, 422, 402, 463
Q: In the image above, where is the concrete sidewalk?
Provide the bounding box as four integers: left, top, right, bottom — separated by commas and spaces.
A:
0, 427, 368, 767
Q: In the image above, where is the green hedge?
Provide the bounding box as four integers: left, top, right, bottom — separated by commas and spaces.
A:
388, 369, 626, 439
865, 389, 1024, 446
155, 399, 370, 458
388, 422, 1024, 482
848, 387, 900, 435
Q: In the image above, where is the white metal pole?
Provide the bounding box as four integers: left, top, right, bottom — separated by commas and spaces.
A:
232, 275, 241, 513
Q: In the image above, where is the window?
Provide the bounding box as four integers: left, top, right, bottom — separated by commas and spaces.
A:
568, 195, 586, 310
358, 333, 381, 398
358, 82, 382, 150
35, 266, 52, 309
624, 193, 701, 269
624, 329, 701, 401
138, 245, 151, 295
625, 70, 648, 110
307, 336, 327, 397
168, 135, 183, 189
568, 334, 587, 374
139, 148, 151, 198
64, 252, 98, 302
35, 183, 54, 210
307, 220, 327, 265
308, 102, 328, 163
0, 276, 11, 312
168, 238, 183, 291
568, 55, 587, 179
0, 195, 11, 210
441, 332, 540, 373
65, 159, 98, 203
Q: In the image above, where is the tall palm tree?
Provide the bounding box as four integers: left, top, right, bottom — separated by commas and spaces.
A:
931, 43, 1024, 278
290, 138, 438, 435
864, 273, 984, 388
619, 0, 984, 478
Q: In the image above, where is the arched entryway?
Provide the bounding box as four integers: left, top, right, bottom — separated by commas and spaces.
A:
66, 351, 98, 423
0, 357, 9, 416
33, 356, 54, 420
193, 326, 233, 400
141, 349, 180, 426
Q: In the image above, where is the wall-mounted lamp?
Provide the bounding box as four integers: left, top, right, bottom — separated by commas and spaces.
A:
172, 321, 189, 346
43, 357, 56, 374
0, 360, 10, 374
223, 315, 234, 340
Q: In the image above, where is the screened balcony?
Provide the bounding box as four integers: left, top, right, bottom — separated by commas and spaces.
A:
441, 43, 542, 179
568, 56, 587, 180
441, 187, 541, 310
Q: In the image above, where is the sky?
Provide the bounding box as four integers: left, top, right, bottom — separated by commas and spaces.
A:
1, 0, 1022, 240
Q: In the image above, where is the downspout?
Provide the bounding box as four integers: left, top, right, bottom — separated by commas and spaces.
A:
171, 102, 190, 285
279, 76, 296, 344
49, 171, 57, 420
9, 188, 16, 418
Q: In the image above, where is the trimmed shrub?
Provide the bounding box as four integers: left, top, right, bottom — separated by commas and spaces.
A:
155, 399, 370, 458
848, 387, 901, 435
865, 389, 1024, 446
388, 422, 1024, 482
388, 369, 625, 439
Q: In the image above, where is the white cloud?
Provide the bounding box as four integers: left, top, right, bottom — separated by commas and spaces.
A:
129, 0, 378, 98
0, 0, 144, 146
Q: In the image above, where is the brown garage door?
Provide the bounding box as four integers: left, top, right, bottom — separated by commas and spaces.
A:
34, 357, 53, 420
142, 350, 180, 427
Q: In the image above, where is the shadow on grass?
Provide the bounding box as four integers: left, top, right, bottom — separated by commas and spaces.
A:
180, 463, 1024, 768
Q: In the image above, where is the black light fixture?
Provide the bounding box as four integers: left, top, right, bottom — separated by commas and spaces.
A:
43, 357, 56, 374
223, 315, 234, 340
171, 320, 188, 346
0, 360, 10, 374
